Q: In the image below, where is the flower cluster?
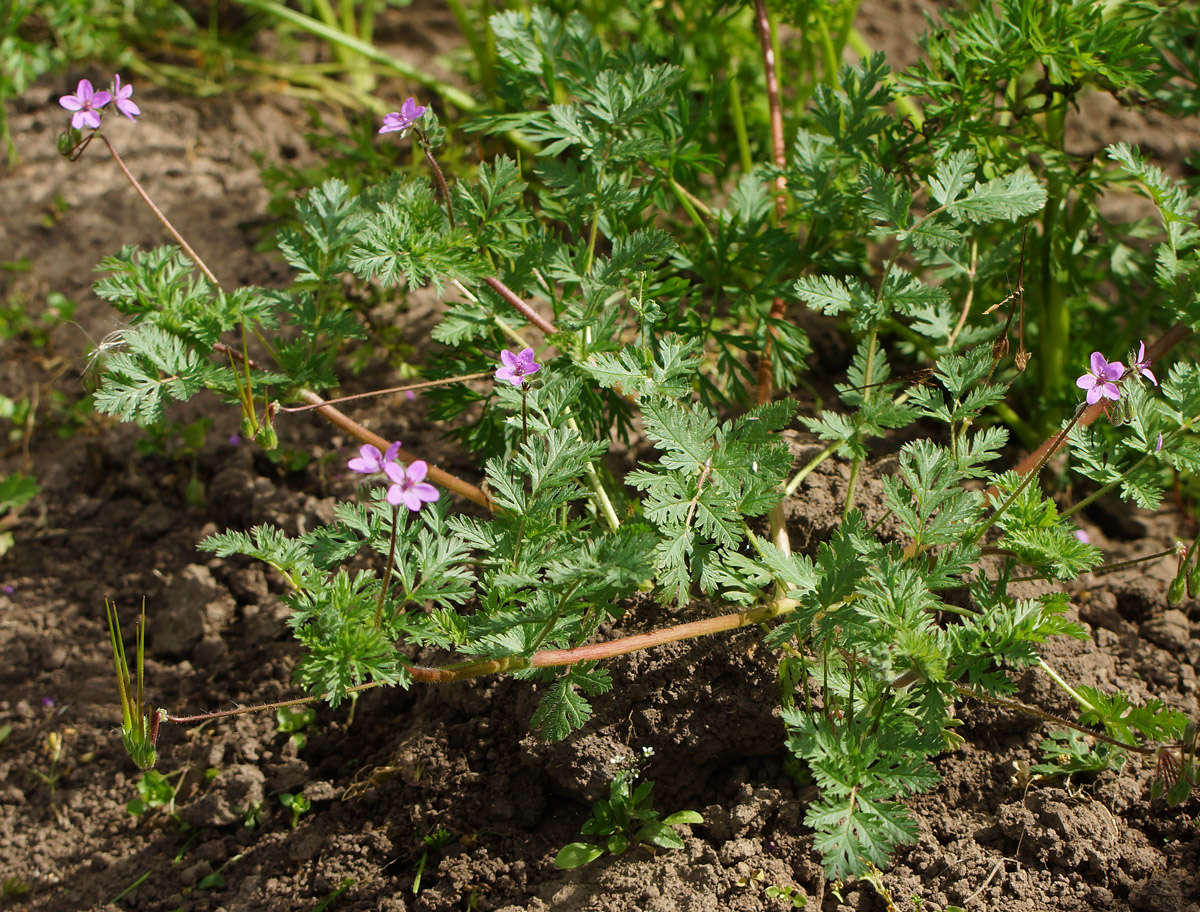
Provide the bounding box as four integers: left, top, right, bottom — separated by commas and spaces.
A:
1075, 340, 1157, 405
59, 76, 140, 130
347, 441, 439, 512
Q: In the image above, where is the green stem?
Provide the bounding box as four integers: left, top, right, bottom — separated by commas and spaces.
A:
728, 68, 754, 176
784, 440, 841, 497
667, 178, 713, 243
1036, 657, 1097, 715
989, 400, 1040, 451
842, 455, 862, 520
373, 505, 401, 627
1061, 446, 1161, 519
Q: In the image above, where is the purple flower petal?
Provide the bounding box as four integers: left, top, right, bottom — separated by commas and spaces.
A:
495, 347, 542, 388
413, 482, 439, 503
348, 444, 385, 474
59, 78, 110, 130
113, 75, 140, 121
407, 460, 428, 484
378, 98, 426, 136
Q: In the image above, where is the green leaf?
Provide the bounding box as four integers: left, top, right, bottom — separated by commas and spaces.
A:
530, 663, 612, 741
636, 821, 685, 851
946, 169, 1046, 224
661, 810, 704, 825
928, 149, 977, 208
554, 843, 605, 869
0, 472, 39, 512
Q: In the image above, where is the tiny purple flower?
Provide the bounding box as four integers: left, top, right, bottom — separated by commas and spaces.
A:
1, 584, 13, 595
1073, 529, 1090, 545
59, 79, 112, 130
228, 433, 241, 446
1076, 352, 1124, 405
1130, 341, 1157, 386
111, 74, 140, 122
1156, 432, 1164, 453
495, 348, 541, 388
41, 696, 56, 709
384, 460, 439, 512
379, 97, 427, 136
347, 441, 402, 475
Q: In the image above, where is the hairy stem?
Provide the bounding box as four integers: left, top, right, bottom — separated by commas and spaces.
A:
483, 276, 558, 336
164, 596, 800, 724
100, 134, 220, 287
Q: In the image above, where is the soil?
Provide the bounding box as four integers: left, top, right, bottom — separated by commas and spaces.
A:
2, 3, 1200, 912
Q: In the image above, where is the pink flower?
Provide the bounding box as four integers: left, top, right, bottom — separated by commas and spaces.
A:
1076, 352, 1124, 405
111, 74, 140, 122
347, 441, 401, 474
384, 460, 439, 511
59, 79, 112, 130
379, 97, 426, 136
1073, 529, 1090, 545
1130, 341, 1157, 386
495, 348, 541, 388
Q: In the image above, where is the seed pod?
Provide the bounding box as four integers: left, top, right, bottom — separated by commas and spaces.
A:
1169, 563, 1187, 605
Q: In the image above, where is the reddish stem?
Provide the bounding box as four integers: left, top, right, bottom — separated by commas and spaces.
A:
407, 597, 795, 682
213, 343, 494, 511
484, 276, 558, 336
296, 388, 494, 510
753, 0, 789, 405
161, 598, 797, 724
100, 134, 220, 288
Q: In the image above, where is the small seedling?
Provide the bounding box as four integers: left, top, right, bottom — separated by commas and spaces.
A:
765, 884, 808, 908
242, 800, 266, 830
412, 828, 453, 895
279, 791, 312, 828
276, 706, 317, 751
554, 748, 703, 869
126, 768, 178, 817
31, 731, 66, 803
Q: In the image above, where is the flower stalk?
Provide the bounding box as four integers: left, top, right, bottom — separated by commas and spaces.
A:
106, 598, 162, 771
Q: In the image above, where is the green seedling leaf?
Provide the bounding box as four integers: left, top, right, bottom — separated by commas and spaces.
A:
553, 843, 605, 869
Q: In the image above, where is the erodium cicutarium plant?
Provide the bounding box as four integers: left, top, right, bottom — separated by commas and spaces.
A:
67, 6, 1200, 879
